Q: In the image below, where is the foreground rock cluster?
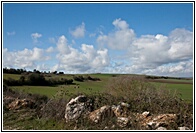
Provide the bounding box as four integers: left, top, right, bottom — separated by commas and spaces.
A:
4, 95, 191, 130
4, 96, 35, 110
64, 95, 190, 130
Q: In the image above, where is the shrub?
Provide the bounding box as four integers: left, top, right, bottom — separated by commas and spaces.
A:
105, 76, 193, 114
73, 75, 84, 82
3, 78, 21, 86
73, 75, 100, 82
27, 73, 47, 86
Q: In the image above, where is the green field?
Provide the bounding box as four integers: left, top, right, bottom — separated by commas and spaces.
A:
154, 78, 193, 83
3, 74, 21, 80
152, 82, 193, 100
4, 73, 193, 100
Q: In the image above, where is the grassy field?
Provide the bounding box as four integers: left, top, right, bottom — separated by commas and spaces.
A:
3, 74, 21, 80
154, 78, 193, 83
152, 82, 193, 100
4, 73, 193, 100
3, 73, 193, 130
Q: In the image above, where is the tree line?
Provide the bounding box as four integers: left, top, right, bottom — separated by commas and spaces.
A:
3, 73, 73, 86
3, 68, 64, 75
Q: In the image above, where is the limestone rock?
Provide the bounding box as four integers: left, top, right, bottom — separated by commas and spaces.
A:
65, 95, 92, 122
89, 105, 114, 123
178, 126, 190, 130
117, 117, 130, 127
8, 98, 35, 110
142, 111, 150, 118
136, 112, 177, 130
156, 127, 167, 130
112, 102, 130, 117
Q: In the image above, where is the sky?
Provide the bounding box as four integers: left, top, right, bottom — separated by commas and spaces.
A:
3, 2, 194, 77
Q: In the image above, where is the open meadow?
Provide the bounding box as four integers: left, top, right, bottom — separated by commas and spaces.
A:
4, 73, 193, 101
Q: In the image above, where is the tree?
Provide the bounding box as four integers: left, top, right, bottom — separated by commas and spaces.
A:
27, 73, 47, 86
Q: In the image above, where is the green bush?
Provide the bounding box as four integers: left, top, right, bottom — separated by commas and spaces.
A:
105, 76, 193, 114
27, 73, 47, 86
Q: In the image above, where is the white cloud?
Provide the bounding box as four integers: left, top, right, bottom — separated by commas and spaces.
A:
141, 60, 193, 77
31, 33, 42, 43
7, 31, 16, 36
112, 18, 129, 30
130, 28, 193, 71
96, 19, 193, 77
54, 35, 110, 73
46, 46, 54, 53
3, 19, 193, 77
3, 47, 50, 69
56, 35, 71, 54
70, 22, 85, 38
168, 28, 193, 60
97, 18, 135, 50
105, 28, 192, 77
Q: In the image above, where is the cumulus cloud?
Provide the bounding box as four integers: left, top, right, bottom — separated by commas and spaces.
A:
112, 18, 129, 30
96, 18, 193, 77
70, 22, 85, 38
31, 33, 42, 43
129, 28, 193, 72
3, 19, 193, 77
97, 18, 135, 50
141, 60, 193, 77
46, 46, 55, 53
53, 35, 110, 73
56, 35, 71, 54
168, 28, 193, 60
3, 47, 50, 69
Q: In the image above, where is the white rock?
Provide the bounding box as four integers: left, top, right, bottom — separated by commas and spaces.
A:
142, 111, 150, 117
178, 126, 190, 130
89, 105, 113, 123
117, 117, 130, 127
156, 127, 167, 130
65, 95, 92, 122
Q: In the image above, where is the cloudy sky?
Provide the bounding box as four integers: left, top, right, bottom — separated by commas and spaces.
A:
3, 2, 193, 77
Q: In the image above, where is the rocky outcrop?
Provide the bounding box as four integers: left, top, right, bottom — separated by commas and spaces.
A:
7, 98, 35, 110
117, 117, 131, 127
178, 126, 190, 130
64, 95, 191, 130
89, 105, 114, 123
64, 95, 92, 122
136, 112, 177, 130
112, 102, 130, 117
111, 102, 131, 127
156, 127, 167, 130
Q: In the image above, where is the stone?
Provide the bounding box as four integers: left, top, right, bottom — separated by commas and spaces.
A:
178, 126, 190, 130
112, 102, 130, 117
142, 111, 150, 118
156, 127, 167, 130
117, 117, 130, 127
7, 98, 35, 110
136, 113, 177, 130
89, 105, 113, 123
65, 95, 92, 122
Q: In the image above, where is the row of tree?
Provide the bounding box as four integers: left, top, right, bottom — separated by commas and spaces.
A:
3, 73, 73, 86
73, 75, 100, 82
3, 68, 65, 75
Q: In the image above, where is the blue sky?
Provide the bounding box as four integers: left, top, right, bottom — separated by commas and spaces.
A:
3, 2, 193, 77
